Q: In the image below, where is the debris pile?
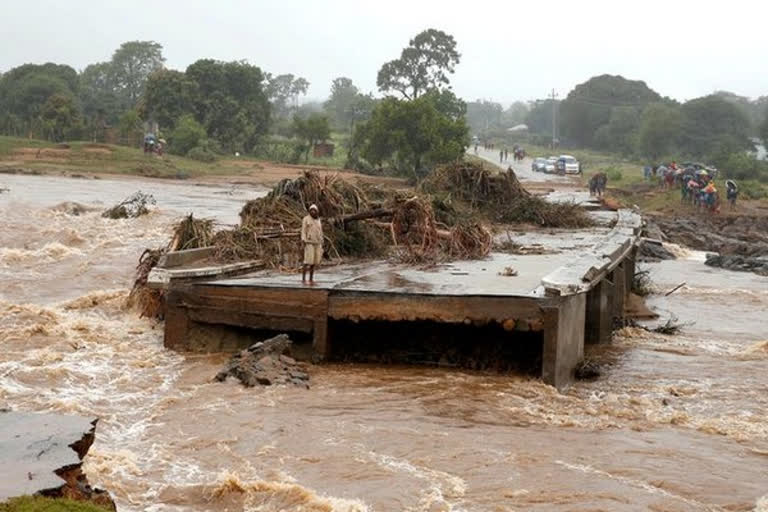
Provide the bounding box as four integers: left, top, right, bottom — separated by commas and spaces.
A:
449, 221, 493, 259
214, 169, 496, 266
126, 248, 166, 319
422, 162, 593, 228
168, 213, 214, 251
391, 196, 440, 262
102, 191, 155, 219
421, 161, 528, 207
215, 334, 310, 388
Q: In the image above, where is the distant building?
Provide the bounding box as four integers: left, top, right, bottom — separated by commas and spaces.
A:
508, 124, 529, 132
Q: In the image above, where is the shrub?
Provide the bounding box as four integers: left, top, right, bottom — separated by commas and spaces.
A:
605, 166, 623, 181
740, 182, 768, 200
186, 145, 217, 163
252, 138, 303, 164
169, 115, 205, 155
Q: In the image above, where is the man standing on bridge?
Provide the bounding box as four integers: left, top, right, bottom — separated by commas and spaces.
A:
301, 204, 323, 284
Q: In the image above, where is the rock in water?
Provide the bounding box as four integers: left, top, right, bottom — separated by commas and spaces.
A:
215, 334, 310, 388
639, 239, 676, 262
705, 253, 768, 276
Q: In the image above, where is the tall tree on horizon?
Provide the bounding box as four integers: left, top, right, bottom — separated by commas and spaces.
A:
376, 28, 460, 100
110, 41, 165, 104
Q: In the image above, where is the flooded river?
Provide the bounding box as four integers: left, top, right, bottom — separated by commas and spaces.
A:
1, 174, 766, 511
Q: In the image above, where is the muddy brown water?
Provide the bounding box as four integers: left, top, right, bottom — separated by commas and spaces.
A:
1, 174, 767, 511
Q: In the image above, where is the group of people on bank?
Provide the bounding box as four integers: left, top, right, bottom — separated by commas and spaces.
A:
644, 162, 738, 211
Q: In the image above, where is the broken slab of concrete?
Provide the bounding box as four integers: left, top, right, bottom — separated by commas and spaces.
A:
0, 410, 115, 510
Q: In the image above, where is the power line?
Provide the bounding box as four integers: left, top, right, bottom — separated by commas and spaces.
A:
551, 88, 558, 148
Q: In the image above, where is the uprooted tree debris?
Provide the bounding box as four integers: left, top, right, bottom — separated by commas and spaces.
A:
102, 191, 156, 219
126, 248, 166, 319
421, 162, 593, 228
209, 163, 590, 266
169, 213, 215, 251
215, 334, 310, 388
127, 214, 216, 319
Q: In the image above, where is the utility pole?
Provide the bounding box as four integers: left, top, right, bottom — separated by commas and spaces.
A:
550, 88, 558, 149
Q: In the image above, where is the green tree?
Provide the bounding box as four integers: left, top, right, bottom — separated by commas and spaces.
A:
292, 113, 330, 162
376, 28, 460, 100
170, 114, 206, 155
265, 73, 310, 119
559, 74, 662, 147
79, 62, 122, 140
760, 110, 768, 144
593, 106, 641, 155
139, 69, 197, 130
353, 93, 468, 179
324, 77, 360, 130
185, 59, 270, 153
348, 93, 377, 128
0, 63, 79, 125
118, 109, 143, 146
636, 102, 683, 160
41, 93, 80, 141
679, 94, 752, 157
110, 41, 165, 104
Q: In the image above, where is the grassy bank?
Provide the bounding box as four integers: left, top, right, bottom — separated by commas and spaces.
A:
0, 496, 112, 512
0, 135, 349, 179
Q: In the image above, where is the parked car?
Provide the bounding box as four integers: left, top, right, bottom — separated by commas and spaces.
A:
532, 157, 549, 172
545, 157, 558, 173
557, 155, 581, 175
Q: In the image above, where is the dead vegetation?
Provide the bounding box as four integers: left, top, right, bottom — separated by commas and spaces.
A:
220, 168, 497, 266
422, 162, 593, 228
126, 248, 166, 319
102, 191, 156, 219
632, 269, 655, 297
209, 163, 591, 267
651, 315, 689, 335
169, 214, 214, 251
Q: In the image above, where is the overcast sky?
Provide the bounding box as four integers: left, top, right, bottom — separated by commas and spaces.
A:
4, 0, 767, 104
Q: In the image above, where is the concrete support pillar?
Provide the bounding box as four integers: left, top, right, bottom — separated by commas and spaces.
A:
312, 317, 329, 362
585, 280, 612, 344
542, 293, 586, 390
612, 262, 626, 320
624, 249, 636, 297
163, 289, 190, 350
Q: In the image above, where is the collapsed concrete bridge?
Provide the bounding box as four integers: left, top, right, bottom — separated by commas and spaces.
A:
156, 210, 641, 390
